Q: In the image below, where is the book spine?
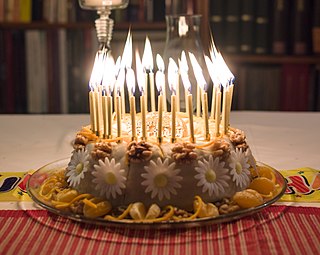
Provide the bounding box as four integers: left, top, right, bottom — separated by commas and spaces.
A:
209, 0, 224, 49
12, 30, 27, 113
254, 0, 270, 54
224, 0, 240, 53
32, 0, 43, 21
272, 0, 289, 54
240, 0, 255, 53
292, 0, 311, 55
0, 0, 4, 22
153, 0, 165, 22
4, 30, 14, 113
0, 30, 5, 113
58, 29, 68, 113
145, 0, 153, 22
280, 64, 310, 111
19, 0, 32, 22
312, 0, 320, 54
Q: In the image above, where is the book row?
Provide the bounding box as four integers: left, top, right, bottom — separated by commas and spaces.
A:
0, 28, 166, 114
1, 30, 320, 115
210, 0, 320, 55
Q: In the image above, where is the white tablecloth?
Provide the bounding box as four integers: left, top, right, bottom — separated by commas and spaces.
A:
0, 111, 319, 172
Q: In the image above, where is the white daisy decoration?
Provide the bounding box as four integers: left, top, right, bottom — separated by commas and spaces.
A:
229, 148, 251, 189
66, 149, 90, 187
195, 155, 230, 197
92, 158, 126, 199
141, 158, 182, 201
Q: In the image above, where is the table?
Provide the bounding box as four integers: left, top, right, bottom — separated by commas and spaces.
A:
0, 112, 319, 255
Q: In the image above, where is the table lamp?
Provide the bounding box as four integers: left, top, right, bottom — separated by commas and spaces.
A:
78, 0, 129, 50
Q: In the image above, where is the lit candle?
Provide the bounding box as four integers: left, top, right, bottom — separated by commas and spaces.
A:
171, 94, 176, 143
168, 58, 178, 143
116, 95, 121, 138
189, 52, 210, 140
179, 55, 195, 143
102, 52, 116, 139
119, 31, 132, 116
222, 85, 228, 135
141, 94, 147, 140
107, 94, 113, 139
215, 90, 221, 137
205, 55, 219, 120
136, 50, 147, 141
89, 90, 97, 133
196, 84, 201, 117
180, 51, 189, 113
126, 68, 136, 140
168, 58, 179, 117
213, 49, 234, 134
156, 54, 167, 112
142, 37, 155, 112
155, 64, 165, 143
88, 51, 104, 134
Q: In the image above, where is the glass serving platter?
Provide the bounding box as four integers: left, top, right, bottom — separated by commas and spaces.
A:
27, 158, 287, 229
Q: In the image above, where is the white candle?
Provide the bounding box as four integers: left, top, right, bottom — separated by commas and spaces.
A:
94, 87, 103, 137
89, 90, 97, 133
130, 96, 136, 140
222, 86, 228, 135
203, 92, 210, 140
102, 95, 108, 138
107, 95, 112, 138
211, 86, 216, 119
188, 94, 195, 143
215, 91, 221, 137
140, 95, 147, 140
171, 94, 176, 142
116, 96, 121, 138
149, 72, 156, 111
157, 94, 163, 143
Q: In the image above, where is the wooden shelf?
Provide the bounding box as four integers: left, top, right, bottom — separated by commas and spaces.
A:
0, 21, 166, 31
224, 54, 320, 65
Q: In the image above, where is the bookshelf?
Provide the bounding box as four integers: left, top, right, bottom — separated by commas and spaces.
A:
194, 0, 320, 112
1, 0, 320, 113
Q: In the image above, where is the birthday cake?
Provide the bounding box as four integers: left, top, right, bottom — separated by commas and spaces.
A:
41, 110, 275, 221
35, 37, 280, 222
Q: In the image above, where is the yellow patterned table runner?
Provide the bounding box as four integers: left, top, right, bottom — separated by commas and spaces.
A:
0, 168, 319, 203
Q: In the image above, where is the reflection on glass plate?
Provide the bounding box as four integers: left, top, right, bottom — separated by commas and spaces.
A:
27, 158, 287, 229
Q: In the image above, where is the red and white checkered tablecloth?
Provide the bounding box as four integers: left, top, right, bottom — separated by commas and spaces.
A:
1, 206, 319, 255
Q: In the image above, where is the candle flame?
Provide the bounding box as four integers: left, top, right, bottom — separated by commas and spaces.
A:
89, 50, 105, 90
168, 58, 178, 94
205, 55, 221, 88
142, 36, 154, 71
210, 48, 234, 87
189, 52, 207, 91
156, 54, 165, 72
121, 30, 132, 69
126, 68, 136, 95
135, 50, 145, 93
102, 53, 116, 94
114, 68, 125, 95
179, 51, 191, 93
155, 71, 164, 93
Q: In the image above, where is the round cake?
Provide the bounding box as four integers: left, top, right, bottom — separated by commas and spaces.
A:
65, 112, 256, 212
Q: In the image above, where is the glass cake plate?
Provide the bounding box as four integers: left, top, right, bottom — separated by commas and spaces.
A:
27, 158, 287, 229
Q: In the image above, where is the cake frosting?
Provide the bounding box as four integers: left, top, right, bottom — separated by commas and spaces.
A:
65, 112, 256, 211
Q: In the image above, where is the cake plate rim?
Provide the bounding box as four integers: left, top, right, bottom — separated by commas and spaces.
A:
27, 158, 287, 229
